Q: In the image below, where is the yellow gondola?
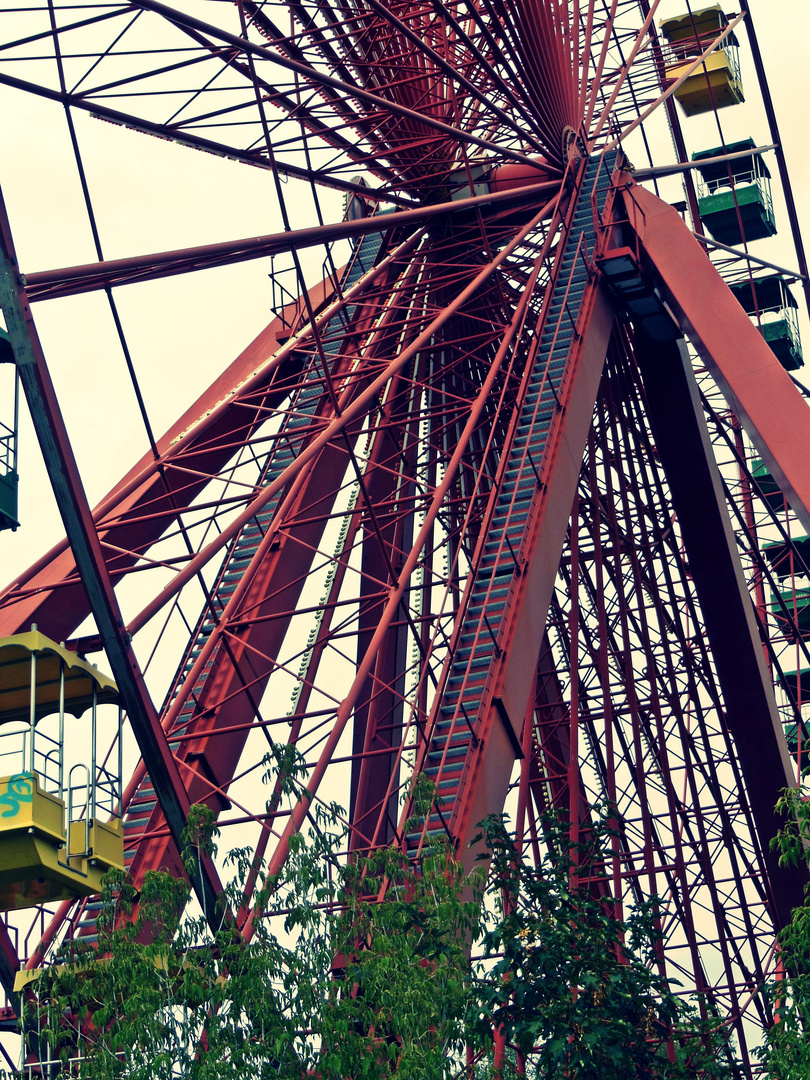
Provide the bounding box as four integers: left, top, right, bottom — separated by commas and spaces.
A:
0, 629, 124, 911
660, 6, 744, 116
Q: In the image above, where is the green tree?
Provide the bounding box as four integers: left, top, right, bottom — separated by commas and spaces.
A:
755, 784, 810, 1079
473, 810, 735, 1080
15, 771, 482, 1080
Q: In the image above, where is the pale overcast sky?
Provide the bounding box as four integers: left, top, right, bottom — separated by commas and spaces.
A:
0, 0, 807, 589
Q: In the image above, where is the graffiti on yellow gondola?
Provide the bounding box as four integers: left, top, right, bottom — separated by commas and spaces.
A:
0, 773, 33, 817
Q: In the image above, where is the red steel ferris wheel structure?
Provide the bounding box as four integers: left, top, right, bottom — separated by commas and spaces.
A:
1, 0, 810, 1072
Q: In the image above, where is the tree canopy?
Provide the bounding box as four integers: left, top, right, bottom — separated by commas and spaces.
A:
7, 764, 739, 1079
753, 783, 810, 1080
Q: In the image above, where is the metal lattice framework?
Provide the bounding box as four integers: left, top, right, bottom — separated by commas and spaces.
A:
1, 1, 810, 1074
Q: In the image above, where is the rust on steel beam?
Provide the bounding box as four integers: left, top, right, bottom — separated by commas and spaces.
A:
533, 336, 775, 1038
623, 179, 810, 539
0, 189, 223, 923
634, 329, 805, 929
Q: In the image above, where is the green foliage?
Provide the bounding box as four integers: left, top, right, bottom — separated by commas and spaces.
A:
13, 767, 482, 1080
320, 843, 482, 1080
7, 771, 734, 1079
755, 785, 810, 1079
473, 810, 735, 1080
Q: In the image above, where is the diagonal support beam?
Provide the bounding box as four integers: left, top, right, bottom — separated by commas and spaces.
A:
623, 178, 810, 539
22, 179, 557, 301
635, 331, 805, 929
454, 286, 618, 857
0, 189, 223, 926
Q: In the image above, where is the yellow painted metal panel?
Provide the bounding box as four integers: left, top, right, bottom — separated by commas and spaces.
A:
68, 816, 124, 872
666, 52, 744, 115
0, 773, 122, 910
0, 629, 118, 725
0, 772, 64, 843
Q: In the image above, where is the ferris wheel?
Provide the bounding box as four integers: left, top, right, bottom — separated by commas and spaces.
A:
0, 1, 809, 1073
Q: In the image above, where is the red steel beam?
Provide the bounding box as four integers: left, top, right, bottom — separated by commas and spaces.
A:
324, 0, 549, 157
123, 429, 363, 890
0, 231, 425, 639
23, 180, 558, 301
130, 0, 544, 171
451, 287, 617, 862
112, 227, 542, 901
123, 198, 558, 640
634, 330, 805, 929
235, 210, 558, 922
0, 305, 303, 639
349, 385, 420, 851
623, 179, 810, 539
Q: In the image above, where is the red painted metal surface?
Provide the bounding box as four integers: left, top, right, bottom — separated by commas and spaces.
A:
0, 267, 362, 639
623, 179, 810, 537
0, 2, 808, 1074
